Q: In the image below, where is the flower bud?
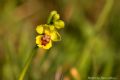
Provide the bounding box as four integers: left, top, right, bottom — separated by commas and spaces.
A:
53, 13, 60, 21
50, 11, 57, 16
54, 20, 65, 29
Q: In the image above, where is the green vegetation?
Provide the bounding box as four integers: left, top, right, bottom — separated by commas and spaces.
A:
0, 0, 120, 80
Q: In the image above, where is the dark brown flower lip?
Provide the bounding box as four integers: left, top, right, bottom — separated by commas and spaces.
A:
41, 34, 51, 46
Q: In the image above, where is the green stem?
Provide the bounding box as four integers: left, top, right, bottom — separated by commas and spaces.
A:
47, 13, 53, 24
18, 46, 38, 80
47, 11, 57, 24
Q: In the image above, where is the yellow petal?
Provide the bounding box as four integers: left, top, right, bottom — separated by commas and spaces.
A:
44, 29, 50, 35
36, 25, 43, 34
54, 20, 65, 29
38, 44, 43, 48
51, 31, 61, 41
37, 44, 43, 48
49, 25, 55, 31
42, 40, 52, 49
36, 35, 42, 45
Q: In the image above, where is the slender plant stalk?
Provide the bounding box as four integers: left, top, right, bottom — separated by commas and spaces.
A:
47, 14, 53, 24
95, 0, 113, 32
18, 46, 37, 80
93, 0, 114, 77
47, 11, 56, 24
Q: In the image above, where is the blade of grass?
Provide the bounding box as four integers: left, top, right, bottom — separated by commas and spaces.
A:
18, 46, 38, 80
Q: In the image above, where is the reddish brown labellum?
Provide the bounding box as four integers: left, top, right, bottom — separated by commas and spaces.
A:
41, 34, 51, 46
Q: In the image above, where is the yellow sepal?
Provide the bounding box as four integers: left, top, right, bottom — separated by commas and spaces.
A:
36, 25, 43, 34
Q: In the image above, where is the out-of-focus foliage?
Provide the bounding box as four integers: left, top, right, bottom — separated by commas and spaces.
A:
0, 0, 120, 80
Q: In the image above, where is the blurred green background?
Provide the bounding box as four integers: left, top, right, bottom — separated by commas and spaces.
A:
0, 0, 120, 80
